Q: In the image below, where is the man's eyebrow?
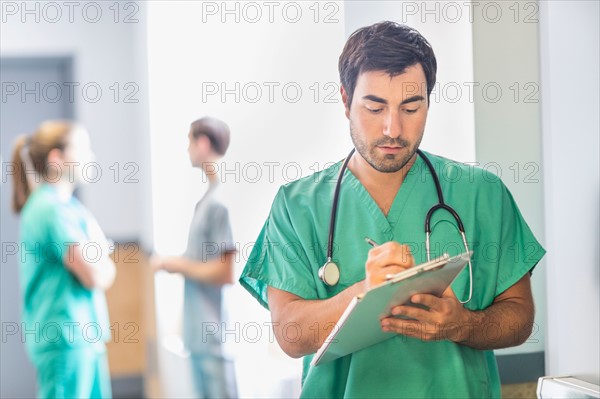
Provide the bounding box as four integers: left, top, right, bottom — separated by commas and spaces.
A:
362, 95, 387, 104
400, 95, 425, 105
362, 95, 425, 105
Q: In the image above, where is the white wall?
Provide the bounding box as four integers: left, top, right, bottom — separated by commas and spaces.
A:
0, 0, 150, 241
540, 0, 600, 384
471, 0, 546, 356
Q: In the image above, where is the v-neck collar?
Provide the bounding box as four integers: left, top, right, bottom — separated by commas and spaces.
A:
343, 154, 423, 238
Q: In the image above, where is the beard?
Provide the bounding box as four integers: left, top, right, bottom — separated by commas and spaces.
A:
349, 121, 422, 173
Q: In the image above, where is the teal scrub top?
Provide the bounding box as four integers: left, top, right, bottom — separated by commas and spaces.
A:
19, 184, 110, 361
240, 151, 546, 398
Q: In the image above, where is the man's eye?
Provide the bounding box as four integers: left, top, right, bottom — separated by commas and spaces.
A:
404, 108, 418, 114
367, 108, 383, 114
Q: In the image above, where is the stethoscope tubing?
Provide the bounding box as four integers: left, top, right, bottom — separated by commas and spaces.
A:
322, 147, 473, 303
326, 148, 355, 264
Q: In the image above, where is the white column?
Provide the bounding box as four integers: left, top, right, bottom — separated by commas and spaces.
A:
539, 0, 600, 383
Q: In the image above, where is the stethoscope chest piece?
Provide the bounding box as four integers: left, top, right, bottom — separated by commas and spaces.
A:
318, 260, 340, 286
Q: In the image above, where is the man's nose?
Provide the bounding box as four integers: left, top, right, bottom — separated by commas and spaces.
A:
383, 111, 402, 138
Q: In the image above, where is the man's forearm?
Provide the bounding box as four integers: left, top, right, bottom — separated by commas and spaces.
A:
454, 300, 534, 350
383, 274, 535, 350
268, 282, 366, 358
167, 255, 234, 285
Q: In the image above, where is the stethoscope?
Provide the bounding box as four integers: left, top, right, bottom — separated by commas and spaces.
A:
318, 148, 473, 304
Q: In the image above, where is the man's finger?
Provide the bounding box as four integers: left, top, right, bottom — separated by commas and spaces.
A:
390, 304, 428, 320
411, 294, 441, 309
381, 317, 422, 337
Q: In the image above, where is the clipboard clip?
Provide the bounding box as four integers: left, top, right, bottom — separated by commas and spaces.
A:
384, 253, 451, 282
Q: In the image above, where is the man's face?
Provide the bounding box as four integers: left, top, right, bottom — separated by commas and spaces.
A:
343, 64, 429, 173
187, 130, 200, 167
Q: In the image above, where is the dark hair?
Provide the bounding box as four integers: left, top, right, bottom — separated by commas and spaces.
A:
338, 21, 437, 108
190, 117, 231, 156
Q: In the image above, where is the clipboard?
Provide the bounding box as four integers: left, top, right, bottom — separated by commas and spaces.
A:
311, 251, 472, 366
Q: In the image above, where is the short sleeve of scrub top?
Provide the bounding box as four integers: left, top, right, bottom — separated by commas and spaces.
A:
240, 186, 321, 309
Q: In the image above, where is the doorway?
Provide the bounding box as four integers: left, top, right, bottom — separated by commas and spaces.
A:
0, 56, 75, 398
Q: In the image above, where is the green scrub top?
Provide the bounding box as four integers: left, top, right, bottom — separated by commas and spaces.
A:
19, 184, 110, 362
240, 151, 545, 398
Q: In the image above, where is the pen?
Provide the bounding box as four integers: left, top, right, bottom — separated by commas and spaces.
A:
364, 237, 379, 247
365, 237, 397, 280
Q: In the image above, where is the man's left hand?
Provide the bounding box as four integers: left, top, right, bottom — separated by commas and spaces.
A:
381, 288, 470, 342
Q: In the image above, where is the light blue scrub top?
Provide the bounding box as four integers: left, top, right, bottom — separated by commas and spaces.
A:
240, 151, 545, 398
19, 184, 110, 361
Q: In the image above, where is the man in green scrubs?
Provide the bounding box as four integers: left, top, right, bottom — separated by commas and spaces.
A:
240, 21, 545, 398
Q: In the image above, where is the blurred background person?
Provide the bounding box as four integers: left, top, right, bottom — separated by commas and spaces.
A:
152, 117, 237, 398
11, 120, 116, 398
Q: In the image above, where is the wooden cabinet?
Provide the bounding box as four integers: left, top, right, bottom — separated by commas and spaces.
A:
106, 242, 160, 397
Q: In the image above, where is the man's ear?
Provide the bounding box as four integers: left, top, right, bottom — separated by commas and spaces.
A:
340, 86, 350, 119
197, 135, 211, 151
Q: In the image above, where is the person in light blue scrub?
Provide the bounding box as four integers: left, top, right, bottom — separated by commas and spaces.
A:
11, 120, 116, 398
152, 117, 237, 399
240, 22, 545, 398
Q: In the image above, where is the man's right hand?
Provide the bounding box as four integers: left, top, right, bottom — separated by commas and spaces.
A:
365, 242, 415, 290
